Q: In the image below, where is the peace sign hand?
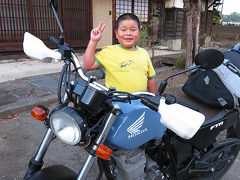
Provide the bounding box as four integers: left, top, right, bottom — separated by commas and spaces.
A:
90, 21, 106, 42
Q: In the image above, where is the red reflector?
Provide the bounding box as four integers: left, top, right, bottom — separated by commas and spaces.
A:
96, 144, 113, 160
31, 106, 47, 121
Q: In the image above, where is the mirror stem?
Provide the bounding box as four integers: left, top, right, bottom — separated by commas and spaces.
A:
158, 65, 201, 95
50, 4, 64, 45
165, 65, 201, 80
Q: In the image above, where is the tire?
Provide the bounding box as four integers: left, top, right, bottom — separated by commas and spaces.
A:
194, 119, 240, 180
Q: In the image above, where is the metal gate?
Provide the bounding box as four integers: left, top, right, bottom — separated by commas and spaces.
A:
61, 0, 91, 47
0, 0, 91, 52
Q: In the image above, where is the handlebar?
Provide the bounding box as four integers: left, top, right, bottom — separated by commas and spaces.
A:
49, 35, 59, 47
71, 53, 108, 91
110, 91, 159, 111
49, 35, 72, 57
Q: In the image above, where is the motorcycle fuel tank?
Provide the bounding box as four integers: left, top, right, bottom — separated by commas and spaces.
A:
105, 100, 166, 150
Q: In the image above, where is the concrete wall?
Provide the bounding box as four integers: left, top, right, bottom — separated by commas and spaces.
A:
92, 0, 112, 48
212, 24, 240, 48
163, 39, 182, 50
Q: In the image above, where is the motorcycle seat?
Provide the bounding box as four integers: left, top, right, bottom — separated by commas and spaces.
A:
169, 86, 222, 121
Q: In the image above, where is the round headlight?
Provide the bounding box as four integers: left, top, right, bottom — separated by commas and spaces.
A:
50, 107, 82, 145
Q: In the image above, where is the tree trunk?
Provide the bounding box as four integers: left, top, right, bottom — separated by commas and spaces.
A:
183, 0, 193, 68
183, 0, 202, 68
192, 0, 201, 58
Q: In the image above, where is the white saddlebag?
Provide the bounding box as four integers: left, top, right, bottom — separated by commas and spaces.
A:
213, 59, 240, 107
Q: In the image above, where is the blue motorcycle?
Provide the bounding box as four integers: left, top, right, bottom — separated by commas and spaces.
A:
23, 1, 240, 180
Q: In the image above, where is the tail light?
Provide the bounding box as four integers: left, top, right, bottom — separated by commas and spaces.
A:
96, 144, 113, 160
31, 106, 48, 121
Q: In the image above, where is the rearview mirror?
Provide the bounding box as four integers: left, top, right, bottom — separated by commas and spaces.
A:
195, 48, 224, 69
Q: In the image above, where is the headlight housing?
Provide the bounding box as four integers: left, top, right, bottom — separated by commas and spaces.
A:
50, 107, 84, 145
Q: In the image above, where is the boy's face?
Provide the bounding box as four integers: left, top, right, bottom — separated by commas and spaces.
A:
115, 19, 140, 50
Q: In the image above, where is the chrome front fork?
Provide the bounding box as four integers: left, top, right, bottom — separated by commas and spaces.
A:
24, 128, 55, 179
77, 105, 122, 180
34, 128, 55, 161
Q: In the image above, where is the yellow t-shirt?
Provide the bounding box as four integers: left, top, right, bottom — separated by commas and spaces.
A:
95, 44, 156, 93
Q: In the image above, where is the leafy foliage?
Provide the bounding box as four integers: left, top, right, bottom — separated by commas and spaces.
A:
222, 12, 240, 23
174, 56, 186, 69
213, 9, 221, 24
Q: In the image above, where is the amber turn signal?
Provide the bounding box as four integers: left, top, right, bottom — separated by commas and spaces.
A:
96, 144, 113, 160
31, 106, 47, 121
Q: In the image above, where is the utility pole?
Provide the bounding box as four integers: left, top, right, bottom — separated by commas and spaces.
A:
221, 0, 224, 14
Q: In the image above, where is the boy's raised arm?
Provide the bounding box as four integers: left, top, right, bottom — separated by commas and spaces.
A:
84, 40, 99, 70
83, 22, 106, 70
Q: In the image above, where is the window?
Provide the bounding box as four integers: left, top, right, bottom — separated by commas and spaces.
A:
115, 0, 149, 22
134, 0, 148, 22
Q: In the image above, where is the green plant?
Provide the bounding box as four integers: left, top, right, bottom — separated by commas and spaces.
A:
213, 8, 221, 25
137, 1, 164, 60
137, 25, 149, 48
174, 56, 186, 69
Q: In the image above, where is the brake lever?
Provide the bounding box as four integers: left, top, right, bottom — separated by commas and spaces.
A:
140, 99, 159, 112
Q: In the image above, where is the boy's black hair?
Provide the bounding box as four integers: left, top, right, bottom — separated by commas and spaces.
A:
115, 13, 140, 30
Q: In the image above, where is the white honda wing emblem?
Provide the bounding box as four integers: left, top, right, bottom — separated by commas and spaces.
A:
127, 112, 148, 139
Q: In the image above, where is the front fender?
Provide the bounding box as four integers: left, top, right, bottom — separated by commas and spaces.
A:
26, 165, 77, 180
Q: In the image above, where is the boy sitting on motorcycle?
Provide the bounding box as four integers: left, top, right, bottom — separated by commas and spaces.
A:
83, 13, 157, 93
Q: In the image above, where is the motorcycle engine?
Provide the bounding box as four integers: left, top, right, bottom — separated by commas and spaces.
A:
112, 148, 165, 180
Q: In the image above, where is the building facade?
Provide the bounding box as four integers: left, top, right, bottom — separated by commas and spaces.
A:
0, 0, 216, 52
